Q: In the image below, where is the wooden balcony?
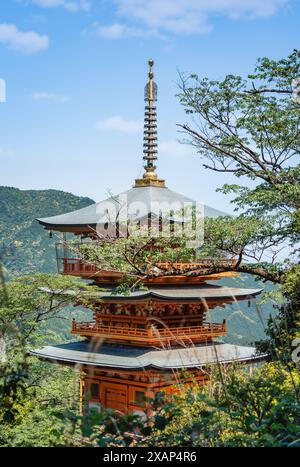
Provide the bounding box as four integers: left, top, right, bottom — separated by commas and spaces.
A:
60, 257, 237, 283
63, 259, 98, 276
71, 320, 227, 347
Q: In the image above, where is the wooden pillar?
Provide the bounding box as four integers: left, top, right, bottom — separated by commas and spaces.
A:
79, 373, 84, 416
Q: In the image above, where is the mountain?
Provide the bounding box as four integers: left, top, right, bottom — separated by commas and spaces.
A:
0, 186, 94, 276
0, 185, 275, 346
210, 274, 276, 346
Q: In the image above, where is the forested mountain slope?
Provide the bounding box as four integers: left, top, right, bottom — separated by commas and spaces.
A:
0, 186, 94, 275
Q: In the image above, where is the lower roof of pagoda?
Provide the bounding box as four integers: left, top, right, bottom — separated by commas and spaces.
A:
31, 341, 266, 370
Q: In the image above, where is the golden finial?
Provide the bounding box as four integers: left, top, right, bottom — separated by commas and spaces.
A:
134, 59, 165, 188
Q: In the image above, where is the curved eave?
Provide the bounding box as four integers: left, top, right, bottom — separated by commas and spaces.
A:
31, 341, 267, 370
36, 218, 97, 232
100, 288, 263, 302
39, 285, 263, 301
36, 185, 230, 232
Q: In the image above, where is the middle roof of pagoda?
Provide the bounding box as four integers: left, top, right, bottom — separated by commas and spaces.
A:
37, 185, 228, 231
95, 284, 262, 301
41, 283, 262, 301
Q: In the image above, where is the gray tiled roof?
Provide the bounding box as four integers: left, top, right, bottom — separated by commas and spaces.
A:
98, 284, 262, 301
40, 283, 262, 301
31, 341, 265, 369
37, 185, 228, 228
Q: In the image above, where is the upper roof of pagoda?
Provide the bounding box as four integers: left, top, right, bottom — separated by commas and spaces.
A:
37, 185, 227, 231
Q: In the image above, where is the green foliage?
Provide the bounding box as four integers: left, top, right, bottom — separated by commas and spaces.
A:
202, 215, 284, 282
140, 363, 300, 447
0, 273, 91, 346
71, 214, 285, 284
178, 50, 300, 244
177, 49, 300, 374
0, 273, 92, 432
76, 234, 195, 276
258, 264, 300, 365
0, 361, 81, 447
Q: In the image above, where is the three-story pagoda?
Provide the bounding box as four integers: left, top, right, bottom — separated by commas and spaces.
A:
33, 60, 264, 415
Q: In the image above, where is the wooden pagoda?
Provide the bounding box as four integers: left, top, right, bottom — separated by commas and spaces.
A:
33, 60, 264, 416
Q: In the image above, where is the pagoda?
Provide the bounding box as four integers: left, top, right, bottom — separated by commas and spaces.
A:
33, 60, 264, 416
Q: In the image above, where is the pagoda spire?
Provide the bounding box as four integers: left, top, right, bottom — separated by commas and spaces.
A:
135, 59, 165, 188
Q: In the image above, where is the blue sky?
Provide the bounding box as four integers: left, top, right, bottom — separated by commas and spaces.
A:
0, 0, 299, 213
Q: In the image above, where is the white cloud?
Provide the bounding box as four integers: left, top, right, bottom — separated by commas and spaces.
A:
96, 23, 158, 39
0, 23, 49, 54
30, 0, 91, 12
96, 116, 143, 133
32, 91, 70, 102
98, 0, 289, 38
160, 140, 194, 158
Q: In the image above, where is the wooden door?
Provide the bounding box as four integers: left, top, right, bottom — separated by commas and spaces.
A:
101, 382, 128, 412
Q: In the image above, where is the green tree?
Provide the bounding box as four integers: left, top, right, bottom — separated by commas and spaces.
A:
0, 273, 92, 435
140, 363, 300, 447
177, 50, 300, 237
176, 50, 300, 361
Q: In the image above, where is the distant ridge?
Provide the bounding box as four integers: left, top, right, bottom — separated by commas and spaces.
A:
0, 186, 94, 275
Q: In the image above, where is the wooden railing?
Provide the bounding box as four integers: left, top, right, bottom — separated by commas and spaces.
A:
151, 323, 226, 337
71, 320, 227, 345
62, 259, 98, 275
61, 258, 236, 276
154, 259, 236, 272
